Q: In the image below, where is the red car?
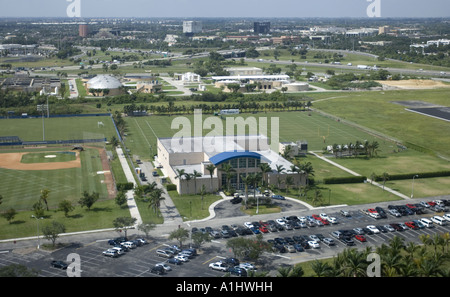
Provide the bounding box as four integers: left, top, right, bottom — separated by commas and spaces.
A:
312, 214, 321, 220
368, 208, 378, 214
355, 235, 367, 242
427, 201, 436, 207
259, 226, 269, 233
320, 219, 329, 225
405, 221, 419, 230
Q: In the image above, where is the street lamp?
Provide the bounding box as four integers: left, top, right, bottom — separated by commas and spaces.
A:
411, 175, 419, 198
31, 215, 44, 249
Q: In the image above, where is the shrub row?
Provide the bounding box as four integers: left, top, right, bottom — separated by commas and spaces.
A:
323, 176, 367, 184
116, 182, 134, 191
166, 184, 177, 191
374, 171, 450, 182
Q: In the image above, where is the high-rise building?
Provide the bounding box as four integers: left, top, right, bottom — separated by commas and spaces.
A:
183, 21, 202, 36
79, 24, 89, 38
254, 22, 271, 34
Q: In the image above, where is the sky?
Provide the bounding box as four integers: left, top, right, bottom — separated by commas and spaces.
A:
0, 0, 448, 18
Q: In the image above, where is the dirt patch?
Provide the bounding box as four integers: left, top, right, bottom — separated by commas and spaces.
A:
0, 152, 81, 170
377, 79, 450, 90
96, 147, 117, 199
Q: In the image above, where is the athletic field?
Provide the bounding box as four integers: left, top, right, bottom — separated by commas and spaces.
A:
123, 111, 394, 161
0, 116, 119, 211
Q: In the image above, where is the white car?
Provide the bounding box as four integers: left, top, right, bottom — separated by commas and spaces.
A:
239, 263, 257, 272
420, 201, 430, 208
175, 255, 189, 262
431, 216, 447, 226
156, 263, 172, 271
209, 261, 227, 271
327, 217, 338, 224
420, 218, 434, 228
308, 241, 320, 249
367, 225, 380, 234
276, 218, 286, 226
244, 222, 254, 229
319, 213, 329, 220
298, 216, 307, 223
383, 225, 395, 232
443, 213, 450, 222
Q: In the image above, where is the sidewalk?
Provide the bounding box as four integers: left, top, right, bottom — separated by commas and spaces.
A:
116, 146, 143, 226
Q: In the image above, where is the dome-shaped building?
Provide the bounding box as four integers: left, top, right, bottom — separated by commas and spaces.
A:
84, 75, 124, 96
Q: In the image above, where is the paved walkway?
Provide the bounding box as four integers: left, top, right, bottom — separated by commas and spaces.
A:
309, 151, 410, 200
116, 146, 143, 226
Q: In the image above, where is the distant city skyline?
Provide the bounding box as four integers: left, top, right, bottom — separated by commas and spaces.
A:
0, 0, 448, 18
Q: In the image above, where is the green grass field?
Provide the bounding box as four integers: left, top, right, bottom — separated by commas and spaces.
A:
20, 151, 76, 163
0, 116, 117, 142
123, 110, 391, 161
0, 147, 109, 211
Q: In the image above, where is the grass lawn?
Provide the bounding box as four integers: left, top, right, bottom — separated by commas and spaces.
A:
168, 190, 222, 221
386, 176, 450, 199
310, 89, 450, 159
0, 199, 131, 240
0, 116, 117, 142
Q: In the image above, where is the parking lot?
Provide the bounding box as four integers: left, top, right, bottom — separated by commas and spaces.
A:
1, 198, 450, 277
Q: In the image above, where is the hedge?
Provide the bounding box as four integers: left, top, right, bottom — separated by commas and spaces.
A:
323, 176, 367, 184
116, 182, 134, 191
166, 184, 177, 191
374, 171, 450, 182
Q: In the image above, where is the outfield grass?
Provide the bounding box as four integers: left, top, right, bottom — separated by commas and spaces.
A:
0, 116, 117, 142
168, 190, 222, 221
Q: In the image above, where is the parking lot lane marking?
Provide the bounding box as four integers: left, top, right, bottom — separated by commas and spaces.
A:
202, 255, 225, 265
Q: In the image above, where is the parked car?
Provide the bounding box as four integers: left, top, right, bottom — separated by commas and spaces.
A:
443, 214, 450, 222
156, 249, 173, 258
340, 237, 355, 246
354, 235, 367, 242
366, 225, 380, 234
227, 266, 247, 277
103, 249, 119, 258
405, 221, 419, 230
420, 218, 434, 228
307, 241, 320, 249
150, 265, 165, 275
285, 245, 296, 253
383, 225, 395, 232
209, 262, 228, 272
174, 255, 189, 262
323, 238, 335, 246
271, 194, 285, 200
51, 260, 68, 269
431, 216, 447, 226
156, 263, 172, 272
340, 210, 350, 217
390, 223, 403, 232
167, 257, 183, 265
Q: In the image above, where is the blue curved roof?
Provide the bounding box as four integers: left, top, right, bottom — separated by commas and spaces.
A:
210, 151, 262, 166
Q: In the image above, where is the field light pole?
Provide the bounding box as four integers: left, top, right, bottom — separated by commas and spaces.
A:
31, 215, 43, 249
411, 175, 419, 198
37, 104, 48, 141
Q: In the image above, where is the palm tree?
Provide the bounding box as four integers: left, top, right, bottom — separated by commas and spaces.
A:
174, 169, 186, 194
311, 260, 332, 277
240, 174, 253, 209
259, 163, 272, 188
275, 164, 285, 189
381, 172, 389, 190
191, 170, 202, 195
148, 188, 165, 217
40, 189, 51, 211
300, 161, 314, 186
219, 163, 235, 193
198, 185, 207, 210
311, 188, 323, 206
205, 164, 216, 193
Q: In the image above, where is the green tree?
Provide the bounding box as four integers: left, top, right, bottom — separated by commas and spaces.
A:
78, 191, 99, 210
168, 227, 189, 248
112, 216, 137, 239
2, 208, 17, 224
40, 189, 51, 211
42, 221, 66, 247
58, 200, 74, 217
115, 191, 127, 208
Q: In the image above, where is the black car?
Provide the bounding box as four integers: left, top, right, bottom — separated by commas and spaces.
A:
227, 266, 247, 277
224, 257, 240, 267
150, 265, 165, 275
230, 197, 243, 204
375, 207, 387, 218
51, 260, 68, 270
340, 237, 355, 246
167, 258, 183, 265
